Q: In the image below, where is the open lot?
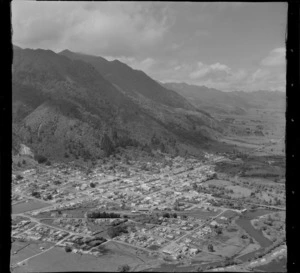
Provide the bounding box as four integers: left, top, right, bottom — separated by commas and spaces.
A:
176, 208, 221, 220
204, 179, 232, 187
227, 185, 252, 198
12, 241, 156, 272
192, 251, 223, 263
12, 200, 51, 214
11, 240, 54, 265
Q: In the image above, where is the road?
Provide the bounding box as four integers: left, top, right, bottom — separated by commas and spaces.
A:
11, 152, 285, 270
157, 209, 226, 252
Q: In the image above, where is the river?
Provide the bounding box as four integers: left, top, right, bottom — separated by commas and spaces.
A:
235, 209, 274, 262
145, 209, 279, 271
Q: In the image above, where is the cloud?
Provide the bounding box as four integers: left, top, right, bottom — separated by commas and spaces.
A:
154, 57, 284, 92
11, 2, 286, 92
250, 68, 271, 81
104, 56, 157, 73
189, 62, 233, 81
12, 2, 174, 57
260, 47, 285, 66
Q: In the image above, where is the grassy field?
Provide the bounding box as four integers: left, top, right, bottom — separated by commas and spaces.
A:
204, 179, 232, 187
237, 242, 261, 257
227, 185, 252, 198
11, 240, 54, 265
12, 200, 51, 214
176, 208, 221, 220
212, 243, 243, 258
12, 241, 156, 272
192, 251, 223, 263
218, 210, 239, 219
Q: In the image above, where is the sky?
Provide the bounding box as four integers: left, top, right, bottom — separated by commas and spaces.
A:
12, 1, 287, 92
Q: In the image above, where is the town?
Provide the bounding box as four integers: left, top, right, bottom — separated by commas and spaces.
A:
11, 150, 286, 272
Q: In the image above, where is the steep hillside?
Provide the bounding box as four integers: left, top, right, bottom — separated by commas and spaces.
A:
12, 47, 225, 161
59, 50, 196, 111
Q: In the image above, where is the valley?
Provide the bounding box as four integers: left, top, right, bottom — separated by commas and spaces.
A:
11, 46, 286, 273
11, 125, 285, 272
8, 1, 289, 272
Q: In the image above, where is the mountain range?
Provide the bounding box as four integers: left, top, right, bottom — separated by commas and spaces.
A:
12, 46, 226, 161
163, 82, 285, 116
12, 45, 285, 162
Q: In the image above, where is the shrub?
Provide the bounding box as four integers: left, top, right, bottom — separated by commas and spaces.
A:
118, 264, 130, 272
65, 246, 72, 252
207, 244, 214, 252
107, 225, 128, 238
34, 154, 48, 164
16, 174, 23, 180
101, 134, 115, 157
32, 191, 41, 198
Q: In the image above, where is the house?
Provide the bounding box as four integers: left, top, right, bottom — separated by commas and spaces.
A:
189, 248, 199, 255
210, 220, 219, 227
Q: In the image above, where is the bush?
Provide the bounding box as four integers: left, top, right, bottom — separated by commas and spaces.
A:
87, 210, 121, 219
118, 264, 130, 272
107, 225, 128, 238
32, 191, 41, 198
65, 246, 72, 252
101, 134, 115, 157
16, 174, 23, 180
207, 244, 214, 252
34, 154, 48, 164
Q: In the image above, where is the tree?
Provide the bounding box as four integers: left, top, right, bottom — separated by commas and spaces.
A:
207, 244, 214, 252
45, 160, 51, 166
107, 225, 127, 238
101, 133, 115, 157
16, 174, 23, 180
118, 264, 130, 272
32, 191, 41, 198
163, 212, 170, 218
34, 154, 48, 164
65, 246, 72, 252
215, 227, 222, 235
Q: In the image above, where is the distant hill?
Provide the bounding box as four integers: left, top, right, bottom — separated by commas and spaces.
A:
12, 46, 225, 161
163, 82, 285, 115
230, 90, 286, 110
